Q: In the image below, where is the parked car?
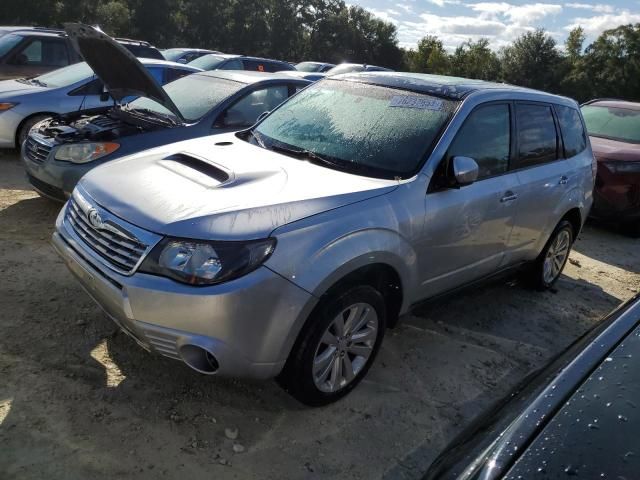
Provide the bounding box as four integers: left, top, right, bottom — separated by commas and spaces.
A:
424, 293, 640, 480
51, 72, 594, 406
188, 53, 295, 72
22, 24, 310, 201
161, 48, 221, 64
0, 58, 201, 149
325, 63, 393, 75
581, 99, 640, 233
295, 61, 335, 73
0, 26, 162, 80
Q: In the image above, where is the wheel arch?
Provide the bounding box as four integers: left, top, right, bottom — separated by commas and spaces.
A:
15, 112, 56, 147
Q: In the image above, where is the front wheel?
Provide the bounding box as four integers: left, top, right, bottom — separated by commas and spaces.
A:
277, 285, 386, 406
529, 220, 574, 289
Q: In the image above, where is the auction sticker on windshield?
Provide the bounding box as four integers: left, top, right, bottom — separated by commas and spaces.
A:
389, 96, 443, 110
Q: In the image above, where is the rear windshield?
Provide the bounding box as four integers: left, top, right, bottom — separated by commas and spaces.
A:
581, 104, 640, 144
127, 74, 243, 122
161, 49, 185, 62
254, 80, 457, 179
296, 62, 323, 72
327, 64, 364, 75
35, 62, 93, 88
188, 54, 226, 70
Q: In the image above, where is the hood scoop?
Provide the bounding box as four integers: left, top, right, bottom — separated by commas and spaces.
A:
159, 153, 231, 187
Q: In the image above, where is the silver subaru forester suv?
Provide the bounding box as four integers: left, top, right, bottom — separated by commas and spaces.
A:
52, 73, 595, 405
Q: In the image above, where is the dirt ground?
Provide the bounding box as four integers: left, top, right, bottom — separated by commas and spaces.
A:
1, 150, 639, 480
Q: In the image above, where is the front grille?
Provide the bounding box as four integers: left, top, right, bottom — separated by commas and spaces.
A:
24, 135, 52, 164
65, 197, 148, 274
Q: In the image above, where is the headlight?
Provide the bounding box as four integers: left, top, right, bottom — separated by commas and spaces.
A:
139, 237, 276, 285
0, 102, 18, 111
54, 142, 120, 164
602, 160, 640, 174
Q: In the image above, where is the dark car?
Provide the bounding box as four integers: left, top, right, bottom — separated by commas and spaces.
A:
581, 99, 640, 233
295, 61, 335, 73
424, 293, 640, 480
325, 63, 393, 76
188, 53, 295, 73
161, 48, 221, 64
21, 24, 310, 201
0, 26, 163, 80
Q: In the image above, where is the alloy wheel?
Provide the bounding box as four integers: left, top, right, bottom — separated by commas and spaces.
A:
313, 302, 379, 393
543, 229, 571, 284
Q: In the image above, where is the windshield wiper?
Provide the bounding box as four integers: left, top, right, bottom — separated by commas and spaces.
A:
249, 129, 266, 149
123, 106, 182, 126
30, 78, 48, 87
269, 143, 350, 170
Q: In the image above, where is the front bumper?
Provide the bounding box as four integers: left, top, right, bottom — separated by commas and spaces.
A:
21, 136, 97, 201
52, 204, 315, 379
591, 165, 640, 223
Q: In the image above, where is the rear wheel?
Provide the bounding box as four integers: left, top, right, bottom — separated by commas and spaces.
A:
529, 220, 574, 289
277, 285, 386, 406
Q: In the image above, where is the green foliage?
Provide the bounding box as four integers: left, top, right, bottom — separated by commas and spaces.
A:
1, 1, 639, 101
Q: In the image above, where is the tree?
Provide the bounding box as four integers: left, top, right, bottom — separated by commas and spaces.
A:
450, 38, 500, 80
500, 29, 562, 92
582, 23, 640, 101
560, 26, 591, 102
407, 35, 450, 74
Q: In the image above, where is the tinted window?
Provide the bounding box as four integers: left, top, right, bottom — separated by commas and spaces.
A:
219, 58, 243, 70
12, 38, 68, 67
582, 104, 640, 144
242, 59, 266, 72
515, 103, 558, 168
0, 34, 23, 58
166, 67, 194, 83
124, 45, 163, 60
222, 86, 289, 127
255, 80, 457, 179
72, 78, 104, 96
555, 105, 587, 157
448, 103, 510, 179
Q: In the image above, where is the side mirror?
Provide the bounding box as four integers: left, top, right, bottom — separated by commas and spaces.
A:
256, 110, 270, 123
452, 156, 479, 186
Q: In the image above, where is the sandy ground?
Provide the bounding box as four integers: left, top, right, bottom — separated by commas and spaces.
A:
1, 150, 639, 480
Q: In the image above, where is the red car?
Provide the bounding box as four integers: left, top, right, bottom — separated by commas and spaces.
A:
582, 99, 640, 233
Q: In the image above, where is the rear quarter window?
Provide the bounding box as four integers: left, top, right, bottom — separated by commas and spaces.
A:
555, 105, 587, 157
514, 103, 558, 168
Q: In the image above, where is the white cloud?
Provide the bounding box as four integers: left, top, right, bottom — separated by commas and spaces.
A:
396, 3, 413, 14
565, 11, 640, 36
428, 0, 461, 7
565, 3, 615, 14
368, 8, 401, 24
467, 2, 563, 25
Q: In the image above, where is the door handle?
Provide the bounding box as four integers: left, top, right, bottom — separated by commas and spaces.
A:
559, 175, 568, 185
500, 191, 518, 203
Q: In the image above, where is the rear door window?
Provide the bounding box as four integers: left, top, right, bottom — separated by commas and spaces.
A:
242, 59, 266, 72
447, 103, 511, 180
11, 38, 69, 67
219, 58, 243, 70
514, 103, 558, 168
555, 105, 587, 157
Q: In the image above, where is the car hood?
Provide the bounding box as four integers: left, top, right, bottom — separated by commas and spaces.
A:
0, 79, 44, 96
590, 135, 640, 162
64, 23, 183, 121
79, 133, 398, 240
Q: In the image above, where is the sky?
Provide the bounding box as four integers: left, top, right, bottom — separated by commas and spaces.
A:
349, 0, 640, 50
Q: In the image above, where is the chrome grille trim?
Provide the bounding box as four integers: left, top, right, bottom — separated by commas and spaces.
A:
62, 186, 162, 275
24, 134, 53, 164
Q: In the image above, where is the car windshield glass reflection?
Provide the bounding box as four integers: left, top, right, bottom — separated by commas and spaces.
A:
127, 74, 243, 122
34, 62, 94, 88
582, 105, 640, 144
254, 80, 457, 179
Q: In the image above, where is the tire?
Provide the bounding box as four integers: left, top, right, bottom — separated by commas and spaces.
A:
277, 285, 386, 406
529, 220, 574, 290
17, 114, 50, 148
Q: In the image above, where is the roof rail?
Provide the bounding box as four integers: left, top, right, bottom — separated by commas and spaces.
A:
6, 26, 65, 35
114, 37, 151, 46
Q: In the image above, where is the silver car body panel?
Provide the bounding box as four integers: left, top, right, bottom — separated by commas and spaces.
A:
54, 81, 594, 378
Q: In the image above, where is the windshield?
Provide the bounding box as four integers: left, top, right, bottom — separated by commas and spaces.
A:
188, 54, 226, 70
326, 64, 364, 75
0, 33, 22, 58
34, 62, 94, 88
296, 62, 322, 72
127, 74, 244, 122
254, 80, 457, 179
161, 49, 186, 62
582, 104, 640, 144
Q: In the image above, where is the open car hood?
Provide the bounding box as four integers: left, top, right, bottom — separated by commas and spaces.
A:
64, 23, 184, 121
